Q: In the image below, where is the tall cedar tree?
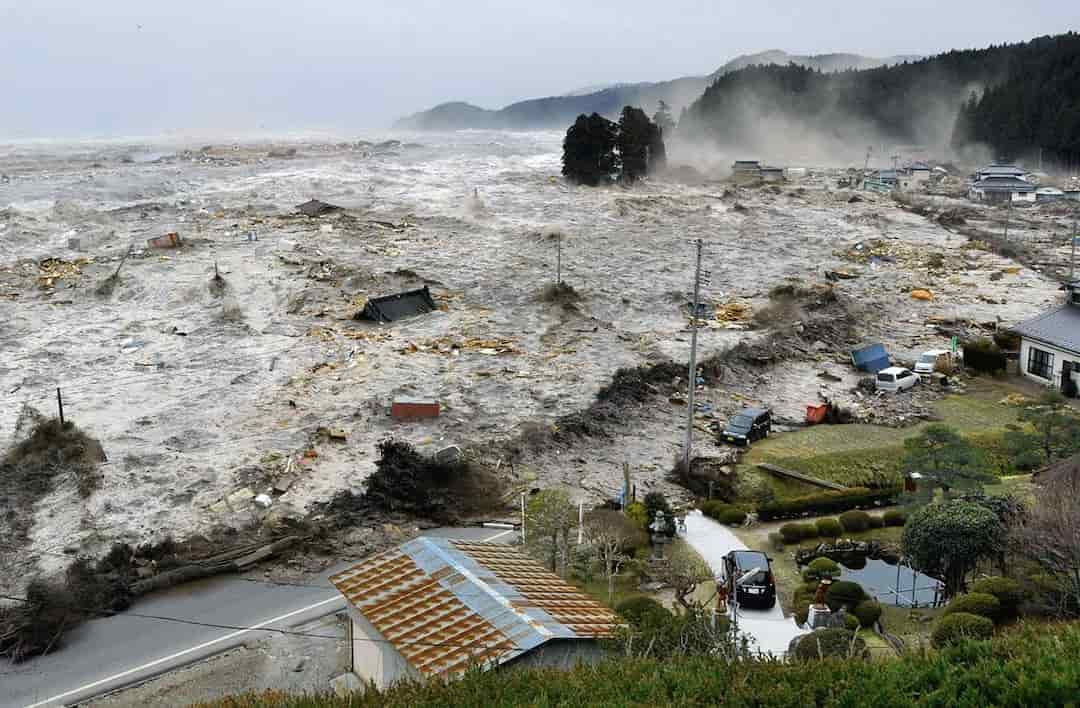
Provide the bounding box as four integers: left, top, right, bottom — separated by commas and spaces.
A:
617, 107, 657, 182
562, 113, 619, 185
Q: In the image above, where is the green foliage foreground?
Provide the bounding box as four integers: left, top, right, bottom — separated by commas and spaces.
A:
201, 623, 1080, 707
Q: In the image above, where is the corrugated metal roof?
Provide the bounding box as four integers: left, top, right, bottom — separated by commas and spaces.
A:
330, 537, 619, 679
1012, 303, 1080, 353
972, 176, 1036, 192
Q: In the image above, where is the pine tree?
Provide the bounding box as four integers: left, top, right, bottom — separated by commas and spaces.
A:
561, 113, 618, 186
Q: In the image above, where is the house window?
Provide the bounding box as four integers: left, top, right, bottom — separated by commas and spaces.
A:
1027, 347, 1054, 380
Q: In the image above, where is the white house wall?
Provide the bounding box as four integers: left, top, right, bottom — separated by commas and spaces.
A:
1019, 338, 1080, 390
348, 609, 420, 690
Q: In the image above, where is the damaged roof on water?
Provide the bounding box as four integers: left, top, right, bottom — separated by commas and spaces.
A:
329, 537, 619, 680
295, 199, 342, 217
357, 285, 437, 323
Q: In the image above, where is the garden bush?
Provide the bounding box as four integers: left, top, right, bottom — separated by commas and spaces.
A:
945, 593, 1001, 622
767, 532, 784, 551
883, 509, 907, 527
779, 523, 811, 544
932, 612, 994, 647
802, 557, 841, 583
615, 596, 672, 627
700, 501, 747, 526
839, 510, 872, 532
969, 577, 1023, 618
866, 514, 885, 529
853, 600, 883, 628
792, 628, 868, 661
815, 518, 843, 538
624, 502, 649, 532
825, 580, 866, 612
798, 522, 819, 540
844, 613, 861, 631
756, 487, 902, 521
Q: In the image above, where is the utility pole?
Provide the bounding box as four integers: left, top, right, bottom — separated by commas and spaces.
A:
862, 146, 872, 187
556, 232, 562, 285
56, 387, 65, 426
1071, 211, 1079, 283
683, 239, 707, 469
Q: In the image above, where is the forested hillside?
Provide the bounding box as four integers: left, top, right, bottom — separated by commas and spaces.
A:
680, 33, 1080, 167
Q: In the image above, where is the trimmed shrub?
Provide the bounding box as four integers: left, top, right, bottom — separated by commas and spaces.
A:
963, 338, 1007, 375
815, 518, 843, 538
839, 510, 872, 533
615, 596, 672, 628
798, 523, 820, 540
932, 612, 994, 647
802, 557, 841, 583
624, 502, 649, 532
970, 577, 1023, 618
883, 509, 907, 527
945, 593, 1001, 622
767, 532, 785, 551
867, 515, 885, 529
780, 523, 808, 544
756, 487, 902, 521
844, 613, 861, 631
793, 628, 868, 661
825, 580, 867, 612
853, 600, 883, 628
701, 501, 747, 526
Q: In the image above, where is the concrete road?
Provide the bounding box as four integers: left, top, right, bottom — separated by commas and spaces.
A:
683, 511, 807, 657
1, 527, 516, 708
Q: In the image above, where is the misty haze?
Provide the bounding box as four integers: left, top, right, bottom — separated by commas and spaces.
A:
2, 3, 1080, 707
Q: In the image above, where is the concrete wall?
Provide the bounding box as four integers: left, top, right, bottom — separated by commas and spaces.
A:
1019, 337, 1080, 391
348, 609, 420, 690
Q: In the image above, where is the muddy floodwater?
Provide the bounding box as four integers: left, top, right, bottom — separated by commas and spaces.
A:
0, 132, 1065, 581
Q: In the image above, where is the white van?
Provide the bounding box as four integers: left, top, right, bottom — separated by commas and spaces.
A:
876, 367, 918, 392
914, 349, 956, 378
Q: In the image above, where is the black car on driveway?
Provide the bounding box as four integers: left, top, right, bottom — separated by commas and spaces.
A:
720, 407, 772, 446
722, 549, 777, 609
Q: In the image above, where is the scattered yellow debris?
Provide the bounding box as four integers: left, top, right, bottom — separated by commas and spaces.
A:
911, 289, 934, 301
342, 329, 395, 343
399, 336, 522, 356
714, 301, 753, 323
1000, 393, 1030, 406
1003, 266, 1021, 275
36, 257, 93, 289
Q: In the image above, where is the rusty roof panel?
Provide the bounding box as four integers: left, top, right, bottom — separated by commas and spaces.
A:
330, 537, 620, 680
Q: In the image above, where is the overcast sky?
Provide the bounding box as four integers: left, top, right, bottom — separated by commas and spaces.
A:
1, 1, 1075, 139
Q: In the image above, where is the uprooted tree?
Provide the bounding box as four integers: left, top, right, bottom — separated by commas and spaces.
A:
364, 439, 503, 524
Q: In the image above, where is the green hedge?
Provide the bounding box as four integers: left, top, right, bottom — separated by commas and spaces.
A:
780, 522, 816, 543
945, 593, 1002, 622
700, 501, 747, 526
932, 612, 994, 647
825, 580, 867, 612
757, 487, 902, 521
970, 577, 1023, 617
815, 518, 843, 538
802, 557, 841, 583
792, 628, 868, 661
853, 599, 883, 628
839, 510, 872, 532
205, 624, 1080, 707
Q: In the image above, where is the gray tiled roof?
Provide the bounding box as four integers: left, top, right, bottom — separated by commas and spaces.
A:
1011, 304, 1080, 353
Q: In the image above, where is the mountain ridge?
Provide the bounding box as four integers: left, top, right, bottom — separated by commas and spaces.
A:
395, 50, 923, 131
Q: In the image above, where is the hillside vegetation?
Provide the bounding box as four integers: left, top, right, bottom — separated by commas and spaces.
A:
201, 623, 1080, 707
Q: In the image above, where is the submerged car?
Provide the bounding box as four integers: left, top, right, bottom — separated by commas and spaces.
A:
876, 366, 918, 392
723, 549, 777, 609
720, 407, 772, 446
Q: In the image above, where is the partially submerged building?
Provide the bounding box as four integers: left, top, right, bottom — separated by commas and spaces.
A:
732, 160, 761, 183
969, 176, 1037, 204
356, 286, 437, 323
1012, 280, 1080, 395
975, 164, 1027, 182
330, 537, 619, 689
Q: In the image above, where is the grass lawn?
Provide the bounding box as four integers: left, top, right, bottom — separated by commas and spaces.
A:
741, 377, 1027, 491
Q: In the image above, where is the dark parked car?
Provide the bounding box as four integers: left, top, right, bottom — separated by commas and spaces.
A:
720, 407, 772, 446
722, 550, 776, 609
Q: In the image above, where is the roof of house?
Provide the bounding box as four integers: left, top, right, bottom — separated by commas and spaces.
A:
972, 176, 1036, 192
978, 164, 1025, 176
356, 286, 437, 323
295, 199, 342, 217
1034, 452, 1080, 486
329, 537, 619, 680
910, 162, 931, 170
1011, 303, 1080, 353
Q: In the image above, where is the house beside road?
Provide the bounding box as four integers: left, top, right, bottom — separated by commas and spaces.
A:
1012, 279, 1080, 396
329, 537, 618, 690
